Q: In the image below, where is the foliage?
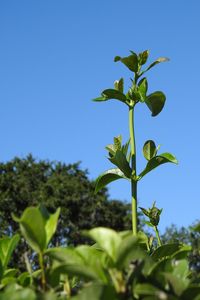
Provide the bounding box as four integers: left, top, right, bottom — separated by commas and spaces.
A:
0, 155, 136, 269
0, 206, 198, 299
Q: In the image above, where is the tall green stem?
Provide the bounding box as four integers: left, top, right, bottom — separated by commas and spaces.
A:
129, 105, 137, 235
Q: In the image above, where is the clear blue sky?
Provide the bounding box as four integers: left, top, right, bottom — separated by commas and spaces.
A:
0, 0, 200, 232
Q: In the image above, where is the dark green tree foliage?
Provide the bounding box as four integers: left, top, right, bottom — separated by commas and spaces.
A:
0, 155, 133, 268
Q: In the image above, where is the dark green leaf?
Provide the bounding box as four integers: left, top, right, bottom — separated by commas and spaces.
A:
138, 152, 178, 179
145, 91, 166, 116
114, 52, 138, 72
95, 168, 127, 194
109, 150, 132, 178
151, 243, 191, 261
143, 140, 157, 160
93, 89, 127, 103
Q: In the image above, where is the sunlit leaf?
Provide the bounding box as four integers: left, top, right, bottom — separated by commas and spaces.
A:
95, 168, 127, 194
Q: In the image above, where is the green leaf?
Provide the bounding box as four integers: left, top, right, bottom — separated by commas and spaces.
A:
72, 283, 118, 300
39, 205, 60, 247
13, 206, 60, 253
164, 273, 188, 296
93, 89, 127, 103
143, 140, 157, 160
138, 77, 148, 102
86, 227, 122, 262
0, 235, 20, 273
113, 135, 122, 150
114, 78, 124, 93
138, 50, 149, 65
134, 283, 164, 297
95, 168, 127, 194
114, 52, 138, 72
141, 57, 169, 75
109, 150, 132, 178
138, 152, 178, 179
145, 91, 166, 116
116, 236, 146, 269
151, 243, 191, 261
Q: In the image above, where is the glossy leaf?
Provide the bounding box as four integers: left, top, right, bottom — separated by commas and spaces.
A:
145, 91, 166, 116
109, 150, 132, 178
86, 227, 122, 262
114, 52, 138, 72
138, 152, 178, 180
95, 168, 127, 194
143, 140, 157, 160
93, 89, 127, 103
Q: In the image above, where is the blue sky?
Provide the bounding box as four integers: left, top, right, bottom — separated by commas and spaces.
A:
0, 0, 200, 232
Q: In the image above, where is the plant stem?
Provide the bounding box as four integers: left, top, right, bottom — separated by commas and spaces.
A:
129, 105, 137, 235
154, 226, 162, 247
39, 252, 46, 291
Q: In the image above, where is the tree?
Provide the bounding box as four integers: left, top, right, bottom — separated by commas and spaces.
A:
0, 154, 136, 269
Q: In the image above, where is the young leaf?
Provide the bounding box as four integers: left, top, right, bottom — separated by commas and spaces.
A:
114, 78, 124, 93
138, 50, 149, 65
143, 140, 157, 160
109, 150, 132, 178
145, 91, 166, 116
93, 89, 127, 103
138, 77, 148, 102
94, 168, 127, 194
138, 153, 178, 180
140, 57, 169, 76
113, 135, 122, 151
114, 52, 138, 73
